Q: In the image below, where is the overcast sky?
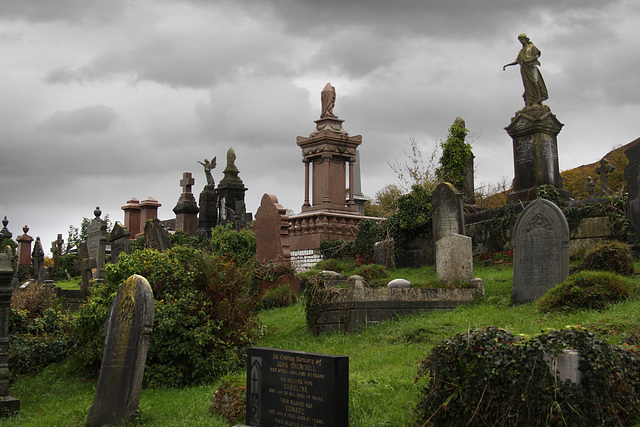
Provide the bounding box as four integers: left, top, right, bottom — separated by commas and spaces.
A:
2, 0, 639, 255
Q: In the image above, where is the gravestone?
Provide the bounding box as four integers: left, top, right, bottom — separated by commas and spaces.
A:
373, 239, 395, 269
86, 274, 154, 427
246, 347, 348, 427
435, 233, 473, 286
0, 248, 20, 416
512, 198, 569, 304
31, 237, 45, 281
109, 221, 131, 263
595, 157, 615, 196
173, 172, 199, 235
254, 193, 291, 264
431, 182, 465, 243
77, 242, 96, 292
50, 234, 63, 270
86, 207, 107, 280
144, 218, 172, 251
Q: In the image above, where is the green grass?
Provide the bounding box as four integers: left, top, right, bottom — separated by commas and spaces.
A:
53, 278, 82, 291
3, 262, 640, 426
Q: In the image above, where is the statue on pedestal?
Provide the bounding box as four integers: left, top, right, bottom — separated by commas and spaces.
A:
198, 157, 216, 187
503, 34, 549, 107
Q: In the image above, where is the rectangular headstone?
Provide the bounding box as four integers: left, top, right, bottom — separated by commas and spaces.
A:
435, 233, 473, 286
109, 221, 131, 263
87, 274, 154, 427
512, 198, 570, 304
86, 211, 107, 280
246, 347, 348, 427
431, 182, 465, 243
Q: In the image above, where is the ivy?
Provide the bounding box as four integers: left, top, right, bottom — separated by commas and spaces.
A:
388, 184, 433, 252
436, 120, 472, 191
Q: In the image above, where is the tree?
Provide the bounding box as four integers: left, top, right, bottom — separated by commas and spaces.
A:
364, 184, 403, 218
388, 137, 440, 192
436, 117, 472, 192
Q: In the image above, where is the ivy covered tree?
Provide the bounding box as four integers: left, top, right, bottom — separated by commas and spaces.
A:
436, 117, 472, 192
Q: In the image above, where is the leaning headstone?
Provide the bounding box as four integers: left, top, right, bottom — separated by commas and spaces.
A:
109, 221, 131, 263
86, 275, 154, 427
246, 347, 348, 427
435, 233, 474, 286
431, 182, 465, 243
86, 207, 107, 280
144, 218, 172, 251
0, 248, 20, 416
374, 239, 395, 269
512, 198, 569, 304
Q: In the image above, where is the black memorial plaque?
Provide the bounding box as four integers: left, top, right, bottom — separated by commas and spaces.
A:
246, 347, 348, 427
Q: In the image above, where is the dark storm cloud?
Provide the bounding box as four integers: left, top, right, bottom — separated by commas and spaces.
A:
0, 0, 126, 23
38, 105, 118, 135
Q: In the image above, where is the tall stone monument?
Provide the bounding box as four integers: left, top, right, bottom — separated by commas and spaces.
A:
289, 83, 365, 252
216, 148, 249, 229
0, 248, 20, 416
173, 172, 199, 235
16, 226, 33, 267
86, 207, 107, 280
511, 198, 569, 304
197, 157, 218, 236
503, 34, 569, 202
31, 237, 45, 281
121, 198, 142, 239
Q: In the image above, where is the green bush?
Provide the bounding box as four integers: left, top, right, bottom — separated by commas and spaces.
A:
354, 264, 388, 281
170, 230, 205, 249
260, 284, 298, 310
414, 327, 640, 426
353, 219, 385, 263
71, 246, 264, 387
209, 223, 256, 264
538, 271, 639, 312
579, 241, 635, 275
388, 185, 432, 252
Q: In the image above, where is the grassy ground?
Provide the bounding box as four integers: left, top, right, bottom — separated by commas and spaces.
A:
2, 262, 640, 426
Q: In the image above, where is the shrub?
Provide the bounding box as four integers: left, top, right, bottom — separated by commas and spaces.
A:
388, 185, 432, 252
414, 326, 640, 426
209, 223, 256, 264
304, 277, 340, 335
71, 246, 264, 387
170, 230, 205, 249
210, 375, 246, 425
319, 239, 354, 261
354, 264, 388, 281
353, 219, 385, 263
11, 283, 56, 323
538, 271, 639, 312
578, 241, 634, 275
260, 284, 298, 310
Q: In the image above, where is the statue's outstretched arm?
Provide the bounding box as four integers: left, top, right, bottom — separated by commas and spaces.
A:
503, 61, 517, 71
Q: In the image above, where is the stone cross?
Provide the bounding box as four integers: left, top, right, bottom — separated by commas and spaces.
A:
86, 274, 154, 427
180, 172, 195, 195
595, 158, 615, 196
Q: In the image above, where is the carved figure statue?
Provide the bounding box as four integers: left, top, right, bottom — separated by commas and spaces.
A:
226, 148, 238, 172
198, 157, 216, 186
320, 82, 336, 118
503, 34, 549, 107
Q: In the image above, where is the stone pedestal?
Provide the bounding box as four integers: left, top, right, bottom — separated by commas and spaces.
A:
197, 185, 218, 236
121, 198, 141, 239
505, 105, 569, 203
216, 155, 249, 229
173, 172, 199, 235
0, 250, 20, 416
139, 197, 161, 229
16, 226, 33, 267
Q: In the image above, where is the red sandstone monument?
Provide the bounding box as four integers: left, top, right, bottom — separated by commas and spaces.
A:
288, 83, 366, 253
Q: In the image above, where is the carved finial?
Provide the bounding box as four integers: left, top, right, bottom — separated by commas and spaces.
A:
94, 207, 102, 218
23, 225, 29, 234
2, 216, 7, 228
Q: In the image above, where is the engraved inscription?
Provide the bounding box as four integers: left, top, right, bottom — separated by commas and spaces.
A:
515, 137, 535, 165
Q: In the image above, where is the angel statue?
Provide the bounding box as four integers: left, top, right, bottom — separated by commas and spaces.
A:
198, 157, 216, 186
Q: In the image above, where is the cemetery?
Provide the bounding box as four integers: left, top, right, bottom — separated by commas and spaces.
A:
1, 35, 640, 426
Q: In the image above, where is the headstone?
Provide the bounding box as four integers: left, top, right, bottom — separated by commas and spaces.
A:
86, 274, 154, 427
435, 233, 474, 286
246, 347, 348, 427
431, 182, 465, 243
0, 248, 20, 416
595, 157, 615, 196
31, 237, 45, 281
254, 194, 291, 264
512, 198, 569, 304
86, 207, 107, 280
173, 172, 199, 235
77, 242, 97, 292
50, 234, 63, 270
16, 226, 33, 267
109, 221, 131, 263
144, 218, 172, 251
373, 239, 395, 269
197, 181, 218, 237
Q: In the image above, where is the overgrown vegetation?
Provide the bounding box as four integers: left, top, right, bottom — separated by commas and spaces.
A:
436, 117, 472, 192
577, 240, 635, 275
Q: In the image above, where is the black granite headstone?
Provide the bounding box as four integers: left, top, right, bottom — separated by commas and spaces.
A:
246, 347, 348, 427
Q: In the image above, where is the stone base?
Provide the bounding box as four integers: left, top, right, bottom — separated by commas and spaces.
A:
508, 185, 570, 203
0, 396, 20, 417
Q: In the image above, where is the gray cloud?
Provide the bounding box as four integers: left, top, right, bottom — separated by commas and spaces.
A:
0, 0, 126, 23
38, 105, 118, 135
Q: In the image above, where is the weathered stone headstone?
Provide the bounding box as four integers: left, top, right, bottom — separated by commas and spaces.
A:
0, 248, 20, 416
50, 234, 63, 270
431, 182, 465, 243
109, 221, 131, 263
512, 198, 569, 304
77, 242, 96, 292
246, 347, 348, 427
254, 193, 291, 264
144, 218, 172, 251
373, 239, 395, 269
31, 237, 45, 282
86, 274, 154, 427
595, 157, 615, 196
173, 172, 199, 235
86, 207, 107, 280
435, 233, 474, 286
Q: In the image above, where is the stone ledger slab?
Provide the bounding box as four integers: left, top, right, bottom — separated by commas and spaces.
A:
246, 347, 348, 427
